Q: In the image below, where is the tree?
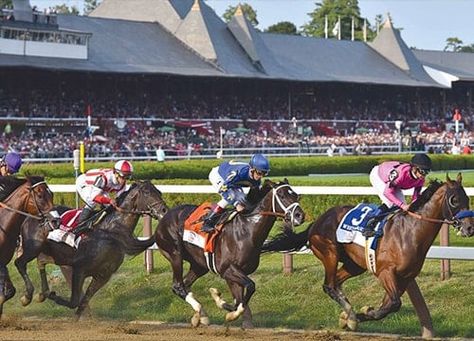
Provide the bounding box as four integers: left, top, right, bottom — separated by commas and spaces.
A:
459, 44, 474, 53
302, 0, 378, 41
265, 21, 298, 35
444, 37, 463, 52
84, 0, 101, 15
0, 0, 12, 9
222, 3, 258, 27
52, 4, 79, 15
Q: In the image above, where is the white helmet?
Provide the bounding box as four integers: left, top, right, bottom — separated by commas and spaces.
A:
114, 160, 133, 178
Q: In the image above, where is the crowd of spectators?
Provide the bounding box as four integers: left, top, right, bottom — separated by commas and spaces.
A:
0, 83, 473, 159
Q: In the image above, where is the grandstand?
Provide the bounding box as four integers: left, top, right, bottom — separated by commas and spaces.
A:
0, 0, 473, 160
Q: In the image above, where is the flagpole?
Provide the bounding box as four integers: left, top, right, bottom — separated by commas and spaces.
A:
363, 18, 367, 42
351, 16, 355, 41
338, 16, 341, 40
324, 15, 328, 39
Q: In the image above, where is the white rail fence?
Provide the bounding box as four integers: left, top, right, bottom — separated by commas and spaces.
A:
52, 185, 474, 266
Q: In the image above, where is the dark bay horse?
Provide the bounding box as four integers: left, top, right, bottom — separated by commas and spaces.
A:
262, 174, 474, 337
16, 180, 168, 319
0, 176, 55, 318
155, 179, 305, 328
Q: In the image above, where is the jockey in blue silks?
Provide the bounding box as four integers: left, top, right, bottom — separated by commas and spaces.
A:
201, 154, 270, 233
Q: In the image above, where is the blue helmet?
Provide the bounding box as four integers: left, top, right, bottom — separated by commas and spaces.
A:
2, 152, 22, 174
249, 154, 270, 174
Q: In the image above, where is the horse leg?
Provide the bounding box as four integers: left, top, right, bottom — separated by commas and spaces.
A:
14, 243, 42, 306
183, 263, 210, 326
160, 247, 203, 327
37, 254, 53, 302
225, 280, 254, 329
74, 273, 111, 320
311, 241, 358, 329
48, 267, 86, 310
356, 268, 404, 322
218, 265, 254, 323
0, 264, 16, 319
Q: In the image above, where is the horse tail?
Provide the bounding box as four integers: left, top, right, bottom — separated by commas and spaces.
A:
122, 234, 156, 256
261, 227, 310, 253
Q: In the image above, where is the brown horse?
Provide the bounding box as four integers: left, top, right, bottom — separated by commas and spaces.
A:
16, 180, 168, 319
0, 176, 55, 318
155, 179, 305, 328
262, 174, 474, 337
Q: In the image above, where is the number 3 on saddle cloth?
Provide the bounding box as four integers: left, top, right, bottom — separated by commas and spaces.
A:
336, 203, 393, 248
184, 202, 237, 254
46, 209, 88, 248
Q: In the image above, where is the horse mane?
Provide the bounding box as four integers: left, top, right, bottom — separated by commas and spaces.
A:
0, 176, 28, 201
115, 182, 138, 206
27, 175, 46, 186
409, 179, 444, 212
246, 180, 274, 207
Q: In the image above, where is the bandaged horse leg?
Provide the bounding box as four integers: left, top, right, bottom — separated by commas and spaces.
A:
183, 265, 210, 326
356, 269, 403, 322
0, 264, 16, 318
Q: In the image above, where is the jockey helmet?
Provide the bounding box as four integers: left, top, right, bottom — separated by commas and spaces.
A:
249, 154, 270, 175
2, 152, 22, 174
410, 154, 432, 173
114, 160, 133, 178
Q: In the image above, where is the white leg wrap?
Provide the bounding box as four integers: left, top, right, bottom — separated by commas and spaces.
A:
185, 292, 202, 312
209, 288, 226, 309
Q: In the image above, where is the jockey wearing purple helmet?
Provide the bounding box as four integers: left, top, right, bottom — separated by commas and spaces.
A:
0, 152, 23, 176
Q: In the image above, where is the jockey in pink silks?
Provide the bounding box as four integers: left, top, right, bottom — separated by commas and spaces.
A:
362, 153, 432, 237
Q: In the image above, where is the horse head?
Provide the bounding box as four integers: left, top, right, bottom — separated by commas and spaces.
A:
264, 178, 305, 227
117, 180, 168, 220
442, 173, 474, 237
25, 176, 55, 218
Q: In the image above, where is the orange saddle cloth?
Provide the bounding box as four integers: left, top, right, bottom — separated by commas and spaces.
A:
184, 202, 222, 253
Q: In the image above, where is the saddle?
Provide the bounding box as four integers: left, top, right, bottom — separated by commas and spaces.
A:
59, 209, 106, 234
183, 202, 238, 253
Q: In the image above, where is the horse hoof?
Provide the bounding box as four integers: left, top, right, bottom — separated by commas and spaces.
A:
20, 295, 31, 306
37, 292, 48, 303
225, 303, 244, 322
0, 295, 6, 305
360, 306, 374, 315
209, 287, 221, 298
191, 312, 201, 327
347, 319, 358, 331
200, 315, 210, 326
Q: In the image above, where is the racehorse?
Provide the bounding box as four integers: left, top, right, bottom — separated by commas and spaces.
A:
262, 174, 474, 337
0, 176, 55, 318
15, 180, 168, 319
155, 179, 305, 328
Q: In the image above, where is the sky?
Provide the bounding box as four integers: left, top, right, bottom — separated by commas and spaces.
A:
28, 0, 474, 51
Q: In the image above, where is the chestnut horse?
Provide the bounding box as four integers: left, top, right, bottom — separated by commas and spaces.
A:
0, 176, 55, 318
155, 179, 305, 328
262, 174, 473, 337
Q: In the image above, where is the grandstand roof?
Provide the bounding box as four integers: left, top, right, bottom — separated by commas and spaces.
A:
0, 0, 461, 88
413, 50, 474, 81
369, 17, 436, 84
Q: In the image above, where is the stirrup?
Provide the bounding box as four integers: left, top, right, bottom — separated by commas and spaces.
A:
362, 228, 376, 238
200, 224, 215, 233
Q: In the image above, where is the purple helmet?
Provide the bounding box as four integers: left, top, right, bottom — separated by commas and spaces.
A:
3, 152, 22, 174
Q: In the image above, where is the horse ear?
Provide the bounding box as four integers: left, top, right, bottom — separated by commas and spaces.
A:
457, 172, 463, 184
283, 177, 289, 184
446, 173, 451, 182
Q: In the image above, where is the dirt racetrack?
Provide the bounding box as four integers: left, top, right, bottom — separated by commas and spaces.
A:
0, 317, 407, 341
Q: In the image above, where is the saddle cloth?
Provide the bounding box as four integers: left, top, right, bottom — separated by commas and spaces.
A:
184, 202, 231, 253
336, 203, 386, 247
46, 209, 83, 249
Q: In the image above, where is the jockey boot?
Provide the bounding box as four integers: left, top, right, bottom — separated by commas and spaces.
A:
73, 207, 94, 235
362, 204, 389, 238
201, 206, 224, 233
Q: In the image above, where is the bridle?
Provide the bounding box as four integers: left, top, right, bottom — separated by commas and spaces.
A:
115, 201, 166, 220
261, 184, 301, 227
0, 180, 49, 221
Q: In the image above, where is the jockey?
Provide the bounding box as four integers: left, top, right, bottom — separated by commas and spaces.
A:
362, 153, 432, 237
0, 152, 23, 176
201, 153, 270, 233
74, 160, 133, 231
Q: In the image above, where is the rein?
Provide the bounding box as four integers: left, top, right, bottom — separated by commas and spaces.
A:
406, 211, 455, 225
114, 201, 163, 218
0, 181, 49, 221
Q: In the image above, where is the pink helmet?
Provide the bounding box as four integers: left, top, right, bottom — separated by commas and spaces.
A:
114, 160, 133, 178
